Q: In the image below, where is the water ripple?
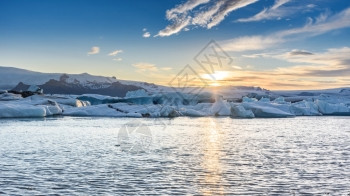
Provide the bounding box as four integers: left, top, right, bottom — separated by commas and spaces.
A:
0, 116, 349, 195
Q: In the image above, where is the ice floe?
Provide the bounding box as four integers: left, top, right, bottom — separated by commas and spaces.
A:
1, 88, 350, 118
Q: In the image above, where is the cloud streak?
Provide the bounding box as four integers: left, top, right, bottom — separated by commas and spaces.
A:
133, 62, 158, 72
156, 0, 259, 37
222, 7, 350, 51
108, 49, 123, 56
274, 47, 350, 77
237, 0, 292, 22
113, 58, 122, 61
216, 47, 350, 89
288, 50, 314, 56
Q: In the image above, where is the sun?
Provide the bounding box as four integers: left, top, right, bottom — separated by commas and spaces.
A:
201, 71, 230, 81
210, 82, 221, 86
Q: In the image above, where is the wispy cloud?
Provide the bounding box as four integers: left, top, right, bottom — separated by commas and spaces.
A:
87, 46, 100, 55
206, 0, 259, 29
166, 0, 210, 20
214, 47, 350, 89
156, 17, 191, 37
142, 28, 151, 38
160, 67, 173, 71
278, 8, 350, 38
132, 62, 158, 72
156, 0, 259, 37
222, 7, 350, 51
108, 49, 123, 56
237, 0, 292, 22
132, 63, 173, 73
288, 49, 314, 56
274, 47, 350, 77
143, 32, 151, 38
113, 58, 122, 61
222, 35, 283, 51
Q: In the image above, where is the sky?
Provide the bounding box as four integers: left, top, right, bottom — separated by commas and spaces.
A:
1, 0, 350, 90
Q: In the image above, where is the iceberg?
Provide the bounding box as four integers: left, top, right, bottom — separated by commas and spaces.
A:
242, 102, 294, 118
179, 108, 206, 117
290, 100, 321, 116
1, 87, 350, 119
242, 96, 258, 103
0, 103, 47, 118
210, 95, 231, 116
230, 104, 255, 118
315, 99, 350, 115
160, 105, 180, 117
125, 89, 149, 98
0, 98, 62, 118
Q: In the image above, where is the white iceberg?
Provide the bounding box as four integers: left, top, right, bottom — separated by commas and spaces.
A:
315, 99, 350, 115
230, 104, 255, 118
1, 87, 350, 119
0, 99, 62, 118
290, 100, 321, 116
125, 89, 148, 98
210, 95, 231, 116
242, 102, 294, 118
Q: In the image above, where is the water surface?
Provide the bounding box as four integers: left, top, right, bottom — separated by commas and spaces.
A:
0, 117, 349, 195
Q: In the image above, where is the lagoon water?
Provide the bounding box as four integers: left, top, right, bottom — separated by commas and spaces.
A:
0, 116, 349, 195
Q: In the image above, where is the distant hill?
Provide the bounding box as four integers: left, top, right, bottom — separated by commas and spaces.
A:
3, 66, 347, 99
0, 66, 163, 97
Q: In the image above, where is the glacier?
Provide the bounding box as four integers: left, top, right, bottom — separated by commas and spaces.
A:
1, 88, 350, 118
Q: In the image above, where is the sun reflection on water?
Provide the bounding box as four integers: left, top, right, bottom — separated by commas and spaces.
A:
200, 118, 225, 195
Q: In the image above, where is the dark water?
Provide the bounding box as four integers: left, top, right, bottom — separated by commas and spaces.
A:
0, 116, 349, 195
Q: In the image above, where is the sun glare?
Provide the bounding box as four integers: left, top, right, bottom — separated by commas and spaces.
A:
210, 82, 221, 86
202, 71, 230, 81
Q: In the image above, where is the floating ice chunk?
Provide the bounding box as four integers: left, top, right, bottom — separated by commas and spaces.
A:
77, 95, 115, 105
0, 103, 46, 118
63, 104, 128, 117
41, 104, 63, 116
273, 97, 289, 104
179, 108, 206, 117
179, 103, 212, 116
242, 102, 294, 118
0, 95, 64, 118
27, 85, 43, 93
259, 97, 270, 102
315, 99, 350, 115
291, 100, 321, 116
211, 95, 231, 116
63, 103, 165, 117
38, 95, 90, 107
124, 97, 154, 105
125, 89, 148, 98
0, 93, 22, 101
76, 100, 91, 107
242, 97, 258, 103
230, 104, 255, 118
160, 105, 180, 117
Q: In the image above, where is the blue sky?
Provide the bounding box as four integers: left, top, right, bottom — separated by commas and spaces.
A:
1, 0, 350, 89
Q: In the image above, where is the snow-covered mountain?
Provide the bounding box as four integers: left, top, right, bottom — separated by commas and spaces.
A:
1, 66, 349, 99
0, 66, 165, 96
0, 66, 272, 97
